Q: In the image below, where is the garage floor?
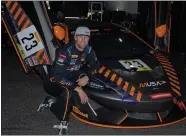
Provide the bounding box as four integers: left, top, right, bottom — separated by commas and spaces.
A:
1, 47, 186, 135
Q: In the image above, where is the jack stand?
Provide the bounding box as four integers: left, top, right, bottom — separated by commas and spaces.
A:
53, 121, 68, 135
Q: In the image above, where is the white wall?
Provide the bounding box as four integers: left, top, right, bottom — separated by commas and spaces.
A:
104, 1, 138, 14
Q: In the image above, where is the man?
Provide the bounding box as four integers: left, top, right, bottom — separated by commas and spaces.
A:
37, 26, 100, 134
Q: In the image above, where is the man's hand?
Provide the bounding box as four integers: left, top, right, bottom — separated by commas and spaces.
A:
76, 76, 89, 87
74, 87, 88, 104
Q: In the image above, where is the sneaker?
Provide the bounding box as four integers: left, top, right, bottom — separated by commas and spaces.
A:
37, 96, 55, 112
53, 121, 68, 135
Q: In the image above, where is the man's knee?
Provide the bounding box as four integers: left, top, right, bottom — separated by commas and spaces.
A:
59, 86, 73, 99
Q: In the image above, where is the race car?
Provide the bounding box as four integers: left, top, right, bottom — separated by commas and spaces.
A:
2, 0, 185, 129
63, 19, 186, 128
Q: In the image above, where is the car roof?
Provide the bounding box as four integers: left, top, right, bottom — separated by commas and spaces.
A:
64, 18, 120, 30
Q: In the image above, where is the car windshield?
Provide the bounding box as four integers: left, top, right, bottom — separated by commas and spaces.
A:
69, 26, 151, 59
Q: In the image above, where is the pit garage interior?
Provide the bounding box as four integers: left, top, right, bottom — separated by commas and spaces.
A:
1, 1, 186, 135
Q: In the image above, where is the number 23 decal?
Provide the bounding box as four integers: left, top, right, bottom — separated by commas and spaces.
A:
21, 33, 38, 51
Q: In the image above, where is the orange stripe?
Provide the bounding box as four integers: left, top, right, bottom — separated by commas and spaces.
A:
163, 65, 176, 72
157, 112, 163, 122
71, 113, 186, 129
2, 17, 28, 73
6, 1, 12, 8
110, 73, 117, 81
181, 102, 186, 111
117, 110, 128, 124
40, 56, 44, 64
156, 56, 168, 59
156, 55, 168, 59
156, 56, 167, 59
136, 91, 142, 102
160, 62, 173, 68
104, 70, 111, 77
158, 59, 171, 65
164, 69, 177, 76
168, 77, 179, 85
156, 54, 165, 57
129, 86, 135, 96
14, 8, 22, 20
156, 57, 168, 61
60, 86, 70, 120
10, 2, 18, 13
17, 13, 26, 26
98, 66, 106, 74
170, 82, 180, 90
36, 49, 44, 58
117, 77, 123, 86
167, 73, 178, 80
22, 19, 30, 30
123, 82, 129, 91
171, 87, 181, 96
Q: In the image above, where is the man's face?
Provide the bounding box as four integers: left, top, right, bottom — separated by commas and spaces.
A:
74, 35, 90, 49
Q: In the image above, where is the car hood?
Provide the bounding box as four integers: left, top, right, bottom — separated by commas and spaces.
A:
97, 54, 172, 94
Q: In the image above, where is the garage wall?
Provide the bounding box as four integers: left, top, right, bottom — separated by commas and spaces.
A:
104, 1, 138, 14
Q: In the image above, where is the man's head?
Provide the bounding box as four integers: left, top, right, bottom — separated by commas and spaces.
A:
74, 26, 90, 51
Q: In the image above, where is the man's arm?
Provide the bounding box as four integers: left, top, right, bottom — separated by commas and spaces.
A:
52, 49, 78, 90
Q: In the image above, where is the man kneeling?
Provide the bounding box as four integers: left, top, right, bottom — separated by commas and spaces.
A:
38, 26, 100, 135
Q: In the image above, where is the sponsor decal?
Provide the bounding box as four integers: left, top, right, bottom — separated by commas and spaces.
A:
17, 44, 27, 59
89, 82, 104, 90
72, 65, 81, 71
31, 56, 40, 65
119, 59, 151, 71
57, 54, 66, 63
26, 57, 34, 66
59, 54, 66, 59
81, 53, 85, 61
98, 77, 139, 104
140, 81, 166, 88
73, 106, 88, 118
66, 66, 73, 71
67, 65, 83, 71
72, 55, 78, 58
70, 59, 77, 65
60, 78, 73, 86
150, 92, 172, 100
58, 57, 65, 63
16, 25, 44, 58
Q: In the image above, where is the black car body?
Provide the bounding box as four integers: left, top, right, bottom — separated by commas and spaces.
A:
64, 19, 186, 128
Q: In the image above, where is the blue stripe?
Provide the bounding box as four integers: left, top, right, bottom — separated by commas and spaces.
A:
127, 100, 139, 105
120, 94, 132, 100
